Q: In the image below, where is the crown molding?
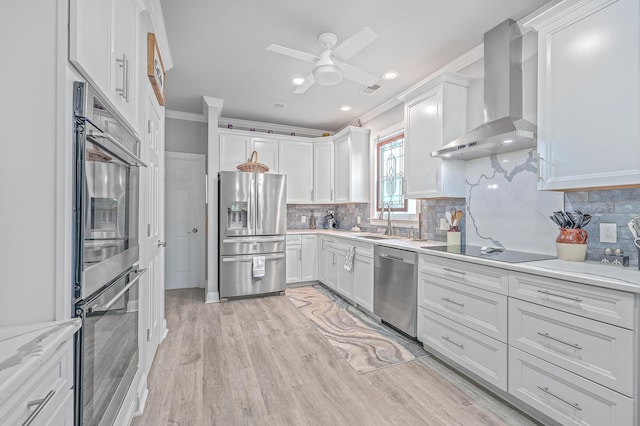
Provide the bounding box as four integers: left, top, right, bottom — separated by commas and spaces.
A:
218, 117, 332, 138
165, 110, 207, 123
138, 0, 173, 70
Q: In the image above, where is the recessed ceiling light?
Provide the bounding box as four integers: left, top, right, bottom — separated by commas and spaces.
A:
340, 106, 352, 111
273, 103, 287, 109
383, 71, 399, 80
292, 77, 305, 85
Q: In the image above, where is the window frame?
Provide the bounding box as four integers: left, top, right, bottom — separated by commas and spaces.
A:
376, 132, 408, 213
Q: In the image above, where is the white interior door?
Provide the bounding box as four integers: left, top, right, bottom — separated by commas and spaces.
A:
142, 95, 165, 373
165, 152, 206, 290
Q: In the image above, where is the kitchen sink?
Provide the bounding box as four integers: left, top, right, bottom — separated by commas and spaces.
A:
359, 235, 391, 240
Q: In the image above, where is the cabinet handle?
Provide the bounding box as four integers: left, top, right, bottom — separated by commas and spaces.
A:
442, 336, 464, 349
443, 267, 466, 276
116, 53, 128, 100
23, 390, 56, 426
537, 290, 582, 303
536, 386, 582, 411
537, 332, 582, 350
441, 297, 464, 308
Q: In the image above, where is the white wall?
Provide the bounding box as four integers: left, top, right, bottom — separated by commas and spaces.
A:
166, 118, 208, 160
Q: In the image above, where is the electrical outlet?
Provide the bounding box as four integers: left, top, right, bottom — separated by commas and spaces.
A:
357, 216, 361, 224
439, 217, 449, 231
600, 223, 617, 243
301, 215, 307, 223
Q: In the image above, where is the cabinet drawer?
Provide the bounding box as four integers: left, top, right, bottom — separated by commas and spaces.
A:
418, 273, 507, 342
286, 234, 302, 245
509, 347, 633, 426
0, 340, 73, 425
509, 298, 634, 397
419, 255, 508, 295
418, 308, 507, 391
320, 236, 336, 249
509, 272, 635, 329
337, 238, 374, 258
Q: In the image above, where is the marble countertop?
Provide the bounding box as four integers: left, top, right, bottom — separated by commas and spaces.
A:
0, 319, 81, 404
287, 229, 640, 293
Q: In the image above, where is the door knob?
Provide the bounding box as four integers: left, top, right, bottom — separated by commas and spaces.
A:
158, 241, 167, 247
192, 228, 198, 233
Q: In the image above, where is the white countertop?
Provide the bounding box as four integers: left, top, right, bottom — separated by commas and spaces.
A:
287, 229, 640, 294
0, 319, 81, 404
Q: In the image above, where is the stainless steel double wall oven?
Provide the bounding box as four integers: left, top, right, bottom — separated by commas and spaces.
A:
72, 82, 146, 425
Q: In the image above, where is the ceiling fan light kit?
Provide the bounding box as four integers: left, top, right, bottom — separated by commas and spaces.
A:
313, 64, 343, 85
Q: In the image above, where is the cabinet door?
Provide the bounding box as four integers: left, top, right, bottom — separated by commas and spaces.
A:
285, 246, 301, 283
314, 141, 334, 202
69, 0, 113, 97
537, 0, 640, 190
112, 0, 138, 126
301, 235, 318, 281
251, 137, 279, 173
334, 134, 350, 202
279, 140, 313, 203
335, 250, 353, 298
219, 133, 249, 171
353, 255, 374, 311
325, 248, 338, 290
318, 238, 327, 282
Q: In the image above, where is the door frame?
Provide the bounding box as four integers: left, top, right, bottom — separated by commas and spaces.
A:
165, 151, 207, 289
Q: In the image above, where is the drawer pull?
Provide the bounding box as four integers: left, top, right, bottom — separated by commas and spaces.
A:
537, 290, 582, 303
23, 389, 55, 426
441, 297, 464, 308
442, 336, 464, 349
537, 332, 582, 350
536, 386, 582, 411
443, 267, 466, 276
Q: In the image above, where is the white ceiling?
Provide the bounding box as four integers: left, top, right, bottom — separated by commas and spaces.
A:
160, 0, 551, 132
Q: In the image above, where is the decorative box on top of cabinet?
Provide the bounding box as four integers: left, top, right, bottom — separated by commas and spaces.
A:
529, 0, 640, 190
402, 73, 471, 198
70, 0, 139, 130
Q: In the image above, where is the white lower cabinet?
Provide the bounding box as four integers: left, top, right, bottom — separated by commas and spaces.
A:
509, 298, 634, 397
353, 254, 374, 312
509, 347, 633, 426
418, 307, 508, 391
300, 234, 318, 281
324, 247, 338, 290
285, 245, 302, 283
335, 249, 352, 299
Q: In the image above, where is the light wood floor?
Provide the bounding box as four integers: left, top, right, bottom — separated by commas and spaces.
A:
133, 288, 538, 426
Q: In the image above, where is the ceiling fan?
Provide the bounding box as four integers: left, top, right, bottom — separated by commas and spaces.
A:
266, 27, 379, 94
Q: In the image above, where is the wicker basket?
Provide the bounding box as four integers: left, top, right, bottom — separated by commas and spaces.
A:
237, 150, 269, 173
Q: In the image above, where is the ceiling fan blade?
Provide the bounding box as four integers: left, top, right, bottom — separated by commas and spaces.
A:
266, 44, 317, 63
294, 74, 315, 94
332, 27, 377, 60
341, 62, 378, 86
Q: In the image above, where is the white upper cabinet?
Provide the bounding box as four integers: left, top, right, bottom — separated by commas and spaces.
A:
279, 139, 314, 203
334, 127, 370, 203
314, 140, 335, 203
403, 74, 470, 198
250, 137, 279, 173
219, 132, 249, 171
70, 0, 139, 129
532, 0, 640, 190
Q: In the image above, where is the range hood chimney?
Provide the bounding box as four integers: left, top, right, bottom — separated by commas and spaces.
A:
432, 19, 536, 160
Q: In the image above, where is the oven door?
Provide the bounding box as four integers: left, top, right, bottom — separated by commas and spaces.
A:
75, 268, 145, 426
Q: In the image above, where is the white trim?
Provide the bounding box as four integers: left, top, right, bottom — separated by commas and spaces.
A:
138, 0, 174, 70
165, 151, 205, 161
218, 117, 332, 137
375, 122, 404, 141
166, 109, 207, 122
203, 96, 224, 116
206, 291, 220, 303
521, 0, 577, 31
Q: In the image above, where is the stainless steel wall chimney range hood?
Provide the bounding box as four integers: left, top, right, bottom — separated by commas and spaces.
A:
432, 19, 536, 160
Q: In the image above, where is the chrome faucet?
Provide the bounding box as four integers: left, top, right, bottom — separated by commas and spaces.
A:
384, 203, 392, 236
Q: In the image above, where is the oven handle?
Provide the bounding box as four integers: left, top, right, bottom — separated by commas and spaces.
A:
90, 269, 147, 313
87, 130, 147, 168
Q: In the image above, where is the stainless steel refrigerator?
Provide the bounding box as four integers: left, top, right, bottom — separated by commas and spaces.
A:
218, 171, 287, 298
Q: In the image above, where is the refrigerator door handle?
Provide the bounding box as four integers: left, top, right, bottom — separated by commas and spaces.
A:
222, 254, 285, 262
250, 173, 257, 235
222, 236, 285, 243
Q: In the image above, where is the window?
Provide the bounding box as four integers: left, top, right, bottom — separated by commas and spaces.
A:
376, 132, 407, 212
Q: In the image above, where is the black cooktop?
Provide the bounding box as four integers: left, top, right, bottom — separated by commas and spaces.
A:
424, 245, 556, 263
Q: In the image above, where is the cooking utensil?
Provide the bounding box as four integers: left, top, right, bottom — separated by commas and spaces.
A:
628, 220, 639, 238
455, 211, 463, 227
446, 211, 453, 226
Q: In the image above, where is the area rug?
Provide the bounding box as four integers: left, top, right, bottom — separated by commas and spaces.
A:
286, 285, 427, 374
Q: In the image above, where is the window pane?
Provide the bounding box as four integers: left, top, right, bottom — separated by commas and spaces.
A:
377, 136, 405, 210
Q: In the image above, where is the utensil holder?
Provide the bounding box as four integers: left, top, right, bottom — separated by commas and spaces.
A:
447, 231, 461, 246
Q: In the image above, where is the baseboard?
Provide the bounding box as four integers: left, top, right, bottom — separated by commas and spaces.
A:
206, 290, 220, 303
161, 320, 169, 340
114, 367, 144, 425
127, 299, 139, 313
133, 372, 149, 418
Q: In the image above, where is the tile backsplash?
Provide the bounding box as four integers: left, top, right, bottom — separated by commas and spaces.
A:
565, 188, 640, 266
287, 203, 370, 230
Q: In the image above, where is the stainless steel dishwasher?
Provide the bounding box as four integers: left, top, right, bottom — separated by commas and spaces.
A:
374, 245, 418, 337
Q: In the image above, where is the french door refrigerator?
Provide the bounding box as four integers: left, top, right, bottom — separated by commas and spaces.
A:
218, 171, 287, 298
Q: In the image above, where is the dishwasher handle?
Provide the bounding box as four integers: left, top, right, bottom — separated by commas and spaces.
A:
380, 254, 404, 262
